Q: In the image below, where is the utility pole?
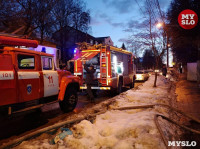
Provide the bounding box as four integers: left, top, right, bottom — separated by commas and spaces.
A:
198, 36, 200, 88
164, 24, 169, 68
156, 22, 170, 68
166, 36, 169, 68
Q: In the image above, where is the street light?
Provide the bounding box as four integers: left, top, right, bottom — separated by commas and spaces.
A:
156, 22, 169, 68
156, 22, 163, 29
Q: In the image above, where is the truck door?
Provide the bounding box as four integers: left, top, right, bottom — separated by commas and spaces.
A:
41, 56, 59, 97
0, 54, 16, 106
17, 54, 40, 102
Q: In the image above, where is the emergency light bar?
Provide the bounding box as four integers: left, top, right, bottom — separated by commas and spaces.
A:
74, 48, 77, 53
0, 36, 38, 48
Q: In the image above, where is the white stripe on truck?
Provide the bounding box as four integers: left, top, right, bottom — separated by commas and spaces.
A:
0, 71, 14, 80
18, 72, 40, 79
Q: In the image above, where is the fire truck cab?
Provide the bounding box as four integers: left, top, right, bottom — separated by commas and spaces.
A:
71, 43, 136, 93
0, 36, 80, 115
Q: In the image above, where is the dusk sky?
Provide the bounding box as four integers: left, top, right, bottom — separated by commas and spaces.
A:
85, 0, 172, 47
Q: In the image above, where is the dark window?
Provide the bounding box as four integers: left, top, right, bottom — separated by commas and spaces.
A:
18, 55, 35, 69
42, 57, 53, 70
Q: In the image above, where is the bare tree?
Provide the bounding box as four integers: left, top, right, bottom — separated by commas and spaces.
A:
0, 0, 20, 27
34, 0, 56, 44
71, 0, 90, 44
0, 0, 90, 46
0, 0, 56, 42
15, 0, 38, 35
72, 0, 90, 32
126, 36, 145, 58
126, 0, 167, 87
144, 0, 167, 87
0, 0, 36, 35
52, 0, 74, 30
52, 0, 76, 62
51, 0, 90, 63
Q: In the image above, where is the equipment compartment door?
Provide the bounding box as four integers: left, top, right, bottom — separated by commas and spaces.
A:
17, 54, 40, 102
0, 54, 16, 106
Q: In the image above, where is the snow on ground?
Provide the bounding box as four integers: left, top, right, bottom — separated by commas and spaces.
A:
15, 75, 175, 149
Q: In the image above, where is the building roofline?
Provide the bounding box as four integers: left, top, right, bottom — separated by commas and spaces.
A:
95, 36, 110, 39
54, 25, 95, 39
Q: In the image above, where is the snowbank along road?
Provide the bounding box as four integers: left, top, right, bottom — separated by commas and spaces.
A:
10, 75, 184, 149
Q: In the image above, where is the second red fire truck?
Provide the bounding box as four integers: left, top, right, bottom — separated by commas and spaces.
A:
71, 43, 136, 94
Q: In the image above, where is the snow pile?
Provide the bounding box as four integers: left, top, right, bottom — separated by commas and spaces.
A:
66, 110, 164, 149
15, 76, 175, 149
113, 76, 172, 108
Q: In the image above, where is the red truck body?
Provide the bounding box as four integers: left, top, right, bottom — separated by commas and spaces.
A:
0, 36, 80, 114
71, 43, 136, 93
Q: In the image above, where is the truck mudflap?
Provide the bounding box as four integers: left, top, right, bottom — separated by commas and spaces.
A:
58, 76, 80, 101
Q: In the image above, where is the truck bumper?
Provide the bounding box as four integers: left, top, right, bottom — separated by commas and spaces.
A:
80, 86, 111, 90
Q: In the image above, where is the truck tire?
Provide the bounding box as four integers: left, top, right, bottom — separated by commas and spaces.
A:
59, 87, 78, 113
117, 80, 123, 94
130, 78, 135, 89
92, 90, 98, 97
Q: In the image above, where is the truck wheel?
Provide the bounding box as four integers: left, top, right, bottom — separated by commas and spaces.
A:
92, 90, 98, 97
109, 87, 116, 96
117, 80, 123, 94
59, 87, 78, 113
130, 77, 135, 88
130, 80, 135, 88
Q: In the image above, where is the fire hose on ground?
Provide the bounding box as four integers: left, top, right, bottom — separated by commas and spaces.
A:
115, 104, 200, 148
1, 104, 200, 149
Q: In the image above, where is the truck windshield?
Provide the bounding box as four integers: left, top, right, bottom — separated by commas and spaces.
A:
0, 54, 13, 70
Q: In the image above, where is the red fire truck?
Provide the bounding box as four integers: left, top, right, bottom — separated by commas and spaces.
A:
71, 43, 136, 93
0, 36, 80, 115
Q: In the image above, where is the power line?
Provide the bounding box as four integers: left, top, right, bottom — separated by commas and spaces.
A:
155, 0, 165, 22
134, 0, 146, 18
146, 0, 159, 24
